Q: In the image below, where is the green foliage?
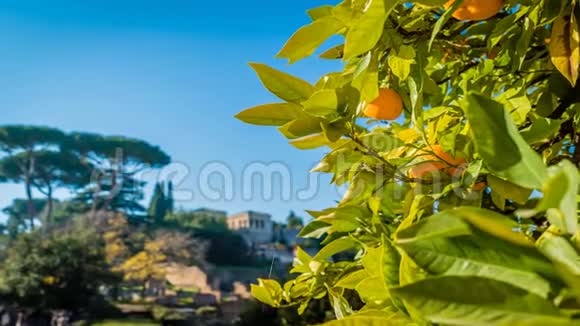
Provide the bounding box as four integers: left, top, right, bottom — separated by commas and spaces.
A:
154, 209, 254, 266
0, 226, 116, 312
165, 209, 228, 232
0, 125, 171, 229
147, 182, 168, 224
236, 299, 334, 326
196, 228, 252, 266
2, 198, 48, 237
287, 210, 305, 229
62, 131, 171, 215
239, 1, 580, 325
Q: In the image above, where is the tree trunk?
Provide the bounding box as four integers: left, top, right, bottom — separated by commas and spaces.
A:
25, 155, 37, 230
16, 311, 24, 326
90, 173, 103, 219
25, 177, 35, 230
46, 184, 53, 227
103, 167, 118, 213
51, 310, 71, 326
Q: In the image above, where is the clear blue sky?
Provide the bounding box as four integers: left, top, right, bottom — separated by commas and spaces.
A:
0, 0, 345, 223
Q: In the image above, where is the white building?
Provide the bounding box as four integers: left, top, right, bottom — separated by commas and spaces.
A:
227, 211, 273, 246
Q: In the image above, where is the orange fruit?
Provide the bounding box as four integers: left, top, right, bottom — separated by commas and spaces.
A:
364, 88, 404, 120
409, 145, 467, 179
473, 182, 487, 191
444, 0, 503, 21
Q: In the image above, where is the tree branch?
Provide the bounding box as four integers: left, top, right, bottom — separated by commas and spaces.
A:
349, 135, 431, 184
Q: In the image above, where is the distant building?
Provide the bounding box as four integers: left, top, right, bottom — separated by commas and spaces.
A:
192, 208, 227, 219
227, 211, 273, 245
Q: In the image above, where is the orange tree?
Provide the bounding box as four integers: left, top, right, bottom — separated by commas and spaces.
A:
236, 1, 580, 325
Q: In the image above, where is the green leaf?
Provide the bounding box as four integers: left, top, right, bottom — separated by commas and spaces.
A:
396, 212, 472, 244
335, 269, 369, 289
298, 220, 331, 238
355, 276, 391, 302
327, 286, 352, 319
352, 52, 379, 102
359, 132, 402, 153
388, 45, 416, 81
449, 207, 535, 248
314, 237, 358, 261
235, 103, 302, 126
289, 134, 329, 150
488, 174, 533, 206
391, 276, 572, 326
307, 5, 334, 21
320, 44, 345, 60
515, 17, 535, 70
321, 122, 346, 143
291, 246, 315, 274
317, 206, 365, 233
549, 13, 580, 86
343, 0, 400, 59
488, 15, 518, 50
302, 89, 339, 117
397, 217, 555, 298
428, 0, 463, 51
319, 310, 414, 326
251, 278, 282, 306
534, 161, 579, 235
520, 117, 563, 144
277, 16, 344, 64
537, 231, 580, 302
251, 283, 274, 306
465, 93, 548, 189
353, 239, 405, 309
249, 63, 314, 103
278, 117, 323, 139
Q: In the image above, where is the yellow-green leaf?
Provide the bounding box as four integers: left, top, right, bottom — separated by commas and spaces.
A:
235, 103, 302, 126
277, 16, 344, 64
550, 14, 580, 86
249, 63, 314, 103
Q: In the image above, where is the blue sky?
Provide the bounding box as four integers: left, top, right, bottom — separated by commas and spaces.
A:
0, 0, 345, 222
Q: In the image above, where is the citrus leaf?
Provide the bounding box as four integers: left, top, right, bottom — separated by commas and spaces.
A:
487, 174, 533, 205
428, 0, 463, 51
391, 276, 572, 326
314, 237, 357, 261
318, 310, 413, 325
533, 160, 579, 235
298, 220, 332, 238
278, 117, 323, 139
335, 269, 369, 289
235, 103, 302, 126
465, 93, 548, 189
537, 230, 580, 302
289, 134, 329, 150
343, 0, 400, 60
550, 13, 580, 86
302, 89, 338, 117
249, 63, 314, 103
397, 214, 555, 298
277, 16, 344, 64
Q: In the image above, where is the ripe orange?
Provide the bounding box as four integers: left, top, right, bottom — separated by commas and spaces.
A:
444, 0, 503, 21
409, 145, 467, 179
364, 88, 404, 120
473, 182, 487, 191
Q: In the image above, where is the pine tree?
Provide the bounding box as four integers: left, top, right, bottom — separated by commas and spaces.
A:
147, 182, 166, 224
166, 181, 174, 214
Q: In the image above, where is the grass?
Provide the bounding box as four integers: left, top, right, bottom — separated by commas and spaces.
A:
90, 319, 158, 326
